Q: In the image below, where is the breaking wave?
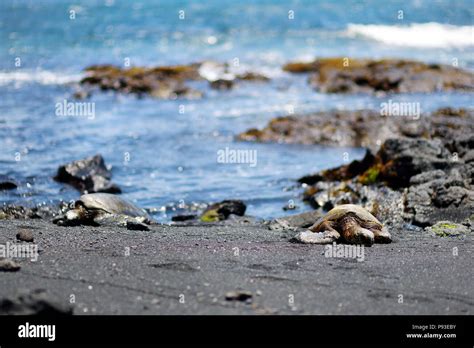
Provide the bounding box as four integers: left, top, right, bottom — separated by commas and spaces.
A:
346, 22, 473, 48
0, 70, 82, 86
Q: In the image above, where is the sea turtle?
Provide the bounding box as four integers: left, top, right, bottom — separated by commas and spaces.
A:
53, 193, 152, 228
292, 204, 391, 246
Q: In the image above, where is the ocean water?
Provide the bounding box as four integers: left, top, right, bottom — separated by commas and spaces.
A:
0, 0, 473, 221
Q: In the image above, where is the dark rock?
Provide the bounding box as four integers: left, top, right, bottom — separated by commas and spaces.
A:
54, 154, 121, 194
171, 214, 197, 222
72, 89, 91, 100
225, 214, 257, 225
409, 170, 446, 185
0, 258, 21, 272
225, 290, 253, 302
425, 221, 470, 237
0, 181, 17, 190
298, 137, 454, 188
81, 62, 269, 99
300, 150, 376, 185
237, 111, 396, 149
236, 72, 270, 82
16, 229, 34, 242
404, 167, 474, 226
81, 64, 203, 99
377, 138, 451, 188
282, 202, 298, 211
283, 60, 324, 73
210, 79, 234, 90
0, 289, 73, 315
201, 200, 246, 222
126, 221, 150, 231
283, 58, 474, 94
0, 206, 42, 220
238, 108, 474, 153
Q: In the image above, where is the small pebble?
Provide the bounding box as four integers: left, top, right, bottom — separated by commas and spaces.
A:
171, 214, 196, 222
16, 229, 34, 242
0, 258, 21, 272
225, 290, 253, 302
126, 221, 149, 231
0, 181, 17, 190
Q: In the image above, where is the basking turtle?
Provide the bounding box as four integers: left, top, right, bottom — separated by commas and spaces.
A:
53, 193, 152, 228
292, 204, 391, 246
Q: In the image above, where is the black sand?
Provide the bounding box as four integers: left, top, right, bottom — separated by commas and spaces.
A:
0, 219, 472, 315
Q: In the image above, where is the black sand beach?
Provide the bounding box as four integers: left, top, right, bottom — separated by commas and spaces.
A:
1, 219, 472, 315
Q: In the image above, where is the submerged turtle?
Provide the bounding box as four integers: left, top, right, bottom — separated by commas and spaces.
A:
53, 193, 152, 228
292, 204, 391, 246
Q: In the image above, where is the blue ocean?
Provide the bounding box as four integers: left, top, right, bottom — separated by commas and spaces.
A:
0, 0, 473, 221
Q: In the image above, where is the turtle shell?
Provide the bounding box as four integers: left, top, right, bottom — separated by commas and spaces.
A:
312, 204, 382, 230
77, 193, 149, 219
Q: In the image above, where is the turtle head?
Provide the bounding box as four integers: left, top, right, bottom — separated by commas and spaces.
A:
71, 200, 99, 223
53, 200, 98, 226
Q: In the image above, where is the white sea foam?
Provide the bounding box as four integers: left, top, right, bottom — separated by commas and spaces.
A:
0, 70, 82, 87
198, 59, 282, 82
211, 101, 324, 118
198, 61, 233, 82
346, 22, 473, 48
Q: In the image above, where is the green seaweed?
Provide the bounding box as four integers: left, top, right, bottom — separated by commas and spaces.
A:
200, 209, 220, 222
358, 165, 380, 185
436, 222, 458, 229
430, 222, 464, 237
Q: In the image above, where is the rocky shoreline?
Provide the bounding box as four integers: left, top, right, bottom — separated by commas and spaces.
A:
74, 57, 474, 100
283, 58, 474, 94
2, 57, 473, 233
2, 57, 473, 237
238, 108, 474, 152
76, 61, 269, 99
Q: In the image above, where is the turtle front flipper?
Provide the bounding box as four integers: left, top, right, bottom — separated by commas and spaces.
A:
291, 229, 340, 244
373, 226, 392, 244
291, 219, 341, 244
52, 202, 99, 226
